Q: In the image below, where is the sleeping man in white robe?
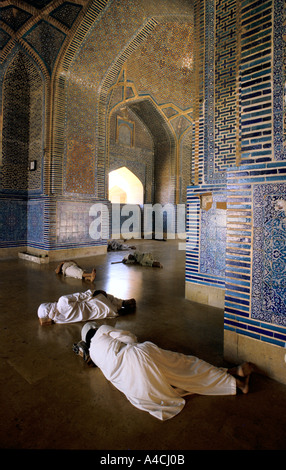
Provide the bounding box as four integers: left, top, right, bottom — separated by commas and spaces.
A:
73, 322, 255, 421
37, 290, 136, 325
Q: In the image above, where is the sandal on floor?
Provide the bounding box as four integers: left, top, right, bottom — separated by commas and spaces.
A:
72, 341, 95, 367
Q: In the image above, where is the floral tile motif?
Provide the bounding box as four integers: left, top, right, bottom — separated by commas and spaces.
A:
27, 200, 44, 244
200, 193, 227, 277
252, 183, 286, 325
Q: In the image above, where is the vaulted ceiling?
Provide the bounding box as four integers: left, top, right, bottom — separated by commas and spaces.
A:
0, 1, 98, 75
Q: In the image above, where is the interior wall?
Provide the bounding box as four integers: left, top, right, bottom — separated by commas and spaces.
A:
59, 1, 194, 245
0, 47, 45, 253
185, 0, 286, 384
0, 0, 194, 255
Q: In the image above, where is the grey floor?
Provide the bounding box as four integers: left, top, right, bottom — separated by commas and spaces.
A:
0, 239, 286, 452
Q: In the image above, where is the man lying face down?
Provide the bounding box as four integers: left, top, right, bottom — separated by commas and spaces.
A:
37, 290, 136, 325
73, 322, 255, 421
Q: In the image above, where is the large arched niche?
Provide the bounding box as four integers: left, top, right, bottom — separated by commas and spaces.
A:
52, 4, 193, 199
122, 97, 176, 205
1, 49, 45, 193
107, 96, 177, 205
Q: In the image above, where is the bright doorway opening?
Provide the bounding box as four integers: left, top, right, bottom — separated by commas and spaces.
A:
108, 167, 144, 204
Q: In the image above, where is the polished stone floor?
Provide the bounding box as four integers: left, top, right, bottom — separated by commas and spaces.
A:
0, 239, 286, 452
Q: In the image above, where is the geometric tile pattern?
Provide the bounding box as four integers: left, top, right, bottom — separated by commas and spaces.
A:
200, 0, 238, 184
214, 0, 237, 173
200, 192, 227, 277
27, 199, 45, 245
56, 200, 107, 248
23, 21, 66, 75
239, 0, 273, 165
186, 0, 286, 350
63, 14, 193, 203
1, 50, 43, 193
252, 183, 286, 326
223, 175, 286, 346
0, 6, 32, 32
273, 0, 286, 160
0, 198, 27, 247
0, 28, 11, 49
49, 2, 82, 29
186, 185, 226, 290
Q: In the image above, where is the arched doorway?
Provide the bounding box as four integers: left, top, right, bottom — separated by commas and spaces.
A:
108, 166, 144, 205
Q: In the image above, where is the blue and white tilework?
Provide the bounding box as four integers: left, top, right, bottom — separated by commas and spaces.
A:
186, 185, 226, 290
252, 183, 286, 326
200, 193, 227, 278
186, 0, 286, 350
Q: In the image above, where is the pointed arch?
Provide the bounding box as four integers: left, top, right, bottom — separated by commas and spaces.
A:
1, 49, 44, 193
108, 167, 144, 204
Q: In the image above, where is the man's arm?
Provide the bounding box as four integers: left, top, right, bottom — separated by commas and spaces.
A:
99, 325, 138, 344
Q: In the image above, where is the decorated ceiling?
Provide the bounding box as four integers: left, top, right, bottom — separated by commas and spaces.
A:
0, 1, 93, 75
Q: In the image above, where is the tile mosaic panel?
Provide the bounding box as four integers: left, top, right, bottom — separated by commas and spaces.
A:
214, 0, 237, 172
56, 200, 107, 247
49, 2, 82, 29
27, 199, 45, 245
0, 6, 32, 32
0, 28, 11, 50
201, 0, 238, 184
25, 1, 54, 9
273, 0, 286, 160
186, 185, 226, 289
200, 192, 227, 277
0, 198, 27, 246
1, 50, 44, 193
185, 0, 286, 351
252, 183, 286, 326
224, 180, 252, 320
224, 177, 286, 347
23, 20, 66, 75
63, 4, 194, 200
191, 0, 204, 186
239, 0, 273, 165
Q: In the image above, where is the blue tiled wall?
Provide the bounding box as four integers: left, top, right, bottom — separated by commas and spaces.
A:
186, 0, 286, 351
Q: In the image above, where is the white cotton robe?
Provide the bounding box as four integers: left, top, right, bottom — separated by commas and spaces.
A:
89, 325, 237, 421
49, 291, 121, 323
62, 261, 84, 279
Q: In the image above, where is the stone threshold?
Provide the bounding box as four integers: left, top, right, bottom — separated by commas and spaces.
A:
18, 252, 49, 264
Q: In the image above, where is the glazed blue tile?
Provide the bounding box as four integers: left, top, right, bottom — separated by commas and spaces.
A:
261, 336, 285, 347
225, 295, 250, 306
225, 302, 250, 313
236, 328, 260, 340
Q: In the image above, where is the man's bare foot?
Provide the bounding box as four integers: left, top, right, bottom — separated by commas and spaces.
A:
153, 261, 163, 268
228, 362, 255, 394
236, 375, 250, 394
228, 362, 254, 378
39, 318, 53, 326
237, 362, 255, 377
90, 268, 96, 283
55, 262, 64, 274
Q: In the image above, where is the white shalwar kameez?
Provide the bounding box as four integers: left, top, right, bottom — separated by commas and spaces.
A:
90, 325, 237, 421
38, 290, 122, 324
62, 261, 84, 279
